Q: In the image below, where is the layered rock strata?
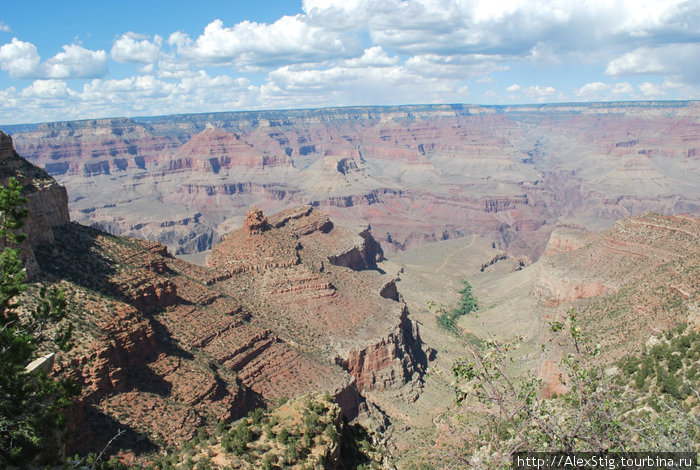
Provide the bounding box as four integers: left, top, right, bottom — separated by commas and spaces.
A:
535, 212, 700, 359
3, 131, 428, 460
8, 102, 700, 261
0, 131, 70, 273
208, 206, 429, 394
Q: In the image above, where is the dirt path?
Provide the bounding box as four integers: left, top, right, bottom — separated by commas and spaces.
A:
434, 234, 476, 273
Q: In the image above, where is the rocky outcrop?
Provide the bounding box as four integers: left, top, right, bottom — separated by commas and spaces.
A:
118, 274, 178, 314
270, 205, 334, 235
6, 147, 417, 461
337, 306, 427, 393
479, 252, 509, 272
532, 212, 700, 359
327, 227, 384, 270
379, 278, 400, 301
242, 206, 270, 235
207, 205, 429, 399
534, 264, 615, 306
0, 132, 70, 274
543, 225, 593, 256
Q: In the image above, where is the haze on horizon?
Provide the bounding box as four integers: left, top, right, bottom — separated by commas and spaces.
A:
1, 0, 699, 125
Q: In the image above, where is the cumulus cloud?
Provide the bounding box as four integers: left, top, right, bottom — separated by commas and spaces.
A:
404, 54, 508, 79
299, 0, 697, 63
169, 17, 360, 67
506, 84, 521, 92
42, 44, 108, 79
262, 60, 468, 109
0, 38, 41, 78
605, 44, 700, 83
0, 21, 10, 32
342, 46, 399, 67
0, 70, 260, 124
21, 79, 72, 99
575, 81, 634, 99
302, 0, 371, 31
638, 82, 667, 97
111, 32, 162, 63
522, 85, 560, 102
0, 38, 107, 79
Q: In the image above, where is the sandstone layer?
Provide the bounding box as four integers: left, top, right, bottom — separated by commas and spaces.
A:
1, 136, 428, 461
0, 131, 70, 274
6, 102, 699, 262
534, 212, 700, 359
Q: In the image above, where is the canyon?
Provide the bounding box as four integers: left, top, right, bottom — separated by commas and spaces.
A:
1, 99, 699, 465
4, 101, 699, 264
1, 131, 428, 461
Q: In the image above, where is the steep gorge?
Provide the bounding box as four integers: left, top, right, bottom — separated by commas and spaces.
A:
6, 101, 699, 262
1, 135, 429, 462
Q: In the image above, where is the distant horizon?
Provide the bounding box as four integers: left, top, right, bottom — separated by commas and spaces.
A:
2, 99, 699, 129
1, 1, 699, 125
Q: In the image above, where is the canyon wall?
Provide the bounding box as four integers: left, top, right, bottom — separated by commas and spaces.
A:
0, 131, 70, 273
534, 212, 699, 359
6, 102, 699, 262
1, 134, 430, 460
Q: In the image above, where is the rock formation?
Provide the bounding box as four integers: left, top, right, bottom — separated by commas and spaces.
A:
535, 212, 700, 359
0, 131, 70, 274
207, 205, 429, 394
6, 102, 699, 261
1, 136, 430, 462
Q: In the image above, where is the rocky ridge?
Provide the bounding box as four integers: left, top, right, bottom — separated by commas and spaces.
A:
0, 131, 70, 273
534, 211, 700, 359
207, 205, 429, 395
2, 137, 428, 462
6, 101, 699, 262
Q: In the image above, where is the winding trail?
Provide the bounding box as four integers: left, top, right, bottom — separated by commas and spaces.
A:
434, 234, 477, 273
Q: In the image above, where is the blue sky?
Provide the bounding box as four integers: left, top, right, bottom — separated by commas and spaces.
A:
1, 0, 699, 124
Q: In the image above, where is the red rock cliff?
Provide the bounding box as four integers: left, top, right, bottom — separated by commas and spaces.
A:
0, 131, 70, 273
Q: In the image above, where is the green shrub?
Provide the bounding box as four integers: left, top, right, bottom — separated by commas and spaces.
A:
278, 427, 291, 445
325, 423, 339, 441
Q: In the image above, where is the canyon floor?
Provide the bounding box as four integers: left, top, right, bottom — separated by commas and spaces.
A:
371, 210, 700, 466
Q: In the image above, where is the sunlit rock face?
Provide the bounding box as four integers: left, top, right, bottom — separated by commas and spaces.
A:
6, 101, 700, 261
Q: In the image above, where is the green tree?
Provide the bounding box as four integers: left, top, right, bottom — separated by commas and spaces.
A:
0, 177, 77, 466
430, 280, 479, 334
454, 280, 478, 316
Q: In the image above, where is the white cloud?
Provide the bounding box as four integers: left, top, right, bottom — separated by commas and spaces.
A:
262, 61, 468, 109
0, 21, 10, 32
0, 38, 41, 78
21, 79, 72, 99
575, 81, 607, 96
169, 17, 360, 67
506, 84, 521, 92
111, 32, 162, 63
302, 0, 371, 31
575, 81, 634, 99
523, 85, 560, 101
41, 44, 108, 79
404, 54, 508, 79
605, 44, 700, 83
298, 0, 697, 65
611, 82, 634, 94
342, 46, 399, 67
0, 39, 107, 79
638, 82, 667, 97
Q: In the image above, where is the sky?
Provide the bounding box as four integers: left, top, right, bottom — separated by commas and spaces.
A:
0, 0, 699, 124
